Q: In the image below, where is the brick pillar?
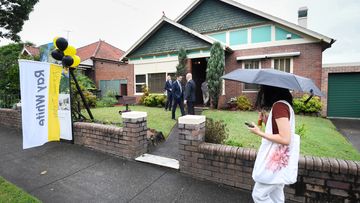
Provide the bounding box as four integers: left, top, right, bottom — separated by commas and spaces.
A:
178, 115, 206, 175
186, 59, 192, 74
121, 111, 148, 159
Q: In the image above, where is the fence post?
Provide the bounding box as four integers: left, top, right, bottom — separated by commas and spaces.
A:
178, 115, 206, 174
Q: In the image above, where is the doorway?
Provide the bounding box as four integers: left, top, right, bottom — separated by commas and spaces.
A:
191, 58, 208, 105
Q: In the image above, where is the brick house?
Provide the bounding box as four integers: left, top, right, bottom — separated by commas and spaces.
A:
77, 40, 134, 97
120, 0, 334, 108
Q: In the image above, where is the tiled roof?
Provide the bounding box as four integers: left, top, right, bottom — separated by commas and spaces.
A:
24, 45, 40, 56
77, 40, 125, 62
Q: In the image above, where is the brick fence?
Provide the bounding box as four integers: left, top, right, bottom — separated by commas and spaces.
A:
178, 115, 360, 202
0, 108, 148, 159
74, 111, 147, 159
0, 108, 21, 129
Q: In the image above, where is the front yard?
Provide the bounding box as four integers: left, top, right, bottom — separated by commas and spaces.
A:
87, 106, 360, 160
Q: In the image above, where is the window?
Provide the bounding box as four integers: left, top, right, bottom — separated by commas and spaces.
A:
273, 58, 292, 73
135, 74, 146, 93
275, 26, 301, 41
230, 29, 248, 46
99, 80, 120, 96
209, 32, 227, 44
251, 25, 271, 43
243, 60, 260, 91
148, 73, 166, 93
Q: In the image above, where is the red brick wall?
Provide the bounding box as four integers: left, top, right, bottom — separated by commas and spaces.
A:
94, 60, 134, 96
179, 120, 360, 202
221, 43, 323, 107
321, 64, 360, 116
0, 109, 21, 129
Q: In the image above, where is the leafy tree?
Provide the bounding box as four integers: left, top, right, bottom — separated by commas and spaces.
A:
176, 48, 187, 77
0, 0, 39, 41
0, 43, 23, 96
206, 42, 225, 109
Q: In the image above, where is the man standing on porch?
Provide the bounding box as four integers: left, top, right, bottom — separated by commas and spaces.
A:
171, 75, 185, 120
164, 75, 173, 111
184, 73, 196, 115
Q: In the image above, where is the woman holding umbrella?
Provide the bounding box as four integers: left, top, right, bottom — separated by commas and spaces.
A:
248, 85, 300, 203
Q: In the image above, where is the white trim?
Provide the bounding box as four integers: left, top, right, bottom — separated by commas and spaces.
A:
231, 38, 316, 50
175, 0, 334, 45
271, 25, 276, 42
323, 62, 360, 68
236, 52, 300, 61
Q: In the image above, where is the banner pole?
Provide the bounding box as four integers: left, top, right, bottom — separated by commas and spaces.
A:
68, 68, 75, 144
69, 69, 94, 121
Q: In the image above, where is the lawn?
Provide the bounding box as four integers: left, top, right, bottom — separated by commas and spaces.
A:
86, 105, 179, 137
87, 106, 360, 160
203, 110, 360, 161
0, 176, 40, 203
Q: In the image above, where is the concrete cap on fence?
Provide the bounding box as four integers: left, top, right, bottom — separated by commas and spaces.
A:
178, 115, 206, 125
121, 111, 147, 119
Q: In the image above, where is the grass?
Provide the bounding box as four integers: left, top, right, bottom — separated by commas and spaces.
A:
203, 110, 360, 161
85, 105, 179, 137
86, 105, 360, 160
0, 176, 40, 203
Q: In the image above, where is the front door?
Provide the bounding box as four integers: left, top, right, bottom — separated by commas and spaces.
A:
191, 58, 208, 105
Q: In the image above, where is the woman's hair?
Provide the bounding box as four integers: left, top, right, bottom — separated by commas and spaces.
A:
255, 85, 293, 110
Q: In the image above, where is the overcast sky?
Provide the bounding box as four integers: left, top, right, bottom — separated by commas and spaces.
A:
1, 0, 359, 64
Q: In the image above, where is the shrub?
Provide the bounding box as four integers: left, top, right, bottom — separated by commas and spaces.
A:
236, 95, 253, 111
205, 118, 229, 144
293, 94, 322, 114
139, 85, 149, 104
96, 90, 117, 107
143, 94, 166, 107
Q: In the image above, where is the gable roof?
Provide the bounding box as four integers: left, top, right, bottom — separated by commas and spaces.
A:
77, 40, 125, 62
120, 16, 232, 61
22, 45, 40, 56
176, 0, 334, 46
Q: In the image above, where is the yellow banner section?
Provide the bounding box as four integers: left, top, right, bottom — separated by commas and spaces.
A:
47, 64, 62, 141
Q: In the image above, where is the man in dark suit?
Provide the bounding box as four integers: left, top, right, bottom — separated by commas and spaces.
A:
171, 75, 185, 120
184, 73, 196, 115
164, 75, 173, 111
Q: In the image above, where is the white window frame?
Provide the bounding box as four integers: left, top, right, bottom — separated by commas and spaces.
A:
135, 74, 147, 94
271, 57, 294, 73
242, 60, 261, 92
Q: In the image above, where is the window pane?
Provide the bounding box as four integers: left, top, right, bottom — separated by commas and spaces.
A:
251, 25, 271, 43
209, 32, 227, 44
136, 85, 144, 93
280, 59, 284, 71
136, 75, 146, 83
285, 59, 291, 72
244, 83, 259, 90
274, 59, 279, 70
230, 29, 248, 45
148, 73, 166, 93
243, 60, 260, 91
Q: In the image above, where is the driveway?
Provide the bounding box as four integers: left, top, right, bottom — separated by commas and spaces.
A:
331, 119, 360, 152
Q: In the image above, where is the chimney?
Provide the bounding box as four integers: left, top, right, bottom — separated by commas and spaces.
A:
298, 7, 308, 28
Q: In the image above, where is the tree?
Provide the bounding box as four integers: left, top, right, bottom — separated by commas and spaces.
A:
206, 42, 225, 109
176, 48, 187, 77
0, 0, 39, 42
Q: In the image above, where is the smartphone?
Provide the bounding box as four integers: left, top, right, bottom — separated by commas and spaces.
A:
244, 122, 254, 128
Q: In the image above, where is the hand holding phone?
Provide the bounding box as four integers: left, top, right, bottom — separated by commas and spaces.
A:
245, 122, 254, 128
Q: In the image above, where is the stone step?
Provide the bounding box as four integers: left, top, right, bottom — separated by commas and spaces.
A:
135, 153, 179, 169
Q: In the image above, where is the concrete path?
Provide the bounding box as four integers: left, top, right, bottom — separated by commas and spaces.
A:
331, 119, 360, 152
150, 124, 179, 160
0, 126, 252, 203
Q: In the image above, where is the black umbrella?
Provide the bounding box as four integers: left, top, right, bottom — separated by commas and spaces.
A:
221, 68, 323, 97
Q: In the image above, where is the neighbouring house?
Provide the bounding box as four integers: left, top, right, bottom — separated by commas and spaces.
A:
120, 0, 335, 108
321, 62, 360, 118
21, 45, 40, 58
77, 40, 134, 97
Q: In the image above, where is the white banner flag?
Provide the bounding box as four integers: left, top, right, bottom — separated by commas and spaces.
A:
19, 60, 66, 149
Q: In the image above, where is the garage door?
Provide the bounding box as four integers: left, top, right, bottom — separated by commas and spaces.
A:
328, 73, 360, 118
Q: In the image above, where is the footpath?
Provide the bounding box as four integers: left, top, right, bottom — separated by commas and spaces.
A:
0, 125, 252, 203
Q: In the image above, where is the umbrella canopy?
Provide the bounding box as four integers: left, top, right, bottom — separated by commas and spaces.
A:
221, 68, 323, 96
